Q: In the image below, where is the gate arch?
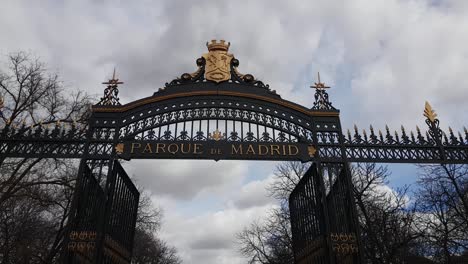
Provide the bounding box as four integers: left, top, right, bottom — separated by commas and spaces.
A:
90, 44, 341, 162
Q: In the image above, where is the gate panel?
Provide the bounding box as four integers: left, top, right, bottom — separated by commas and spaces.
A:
289, 163, 328, 264
100, 160, 140, 263
65, 163, 105, 263
289, 163, 361, 264
324, 164, 360, 263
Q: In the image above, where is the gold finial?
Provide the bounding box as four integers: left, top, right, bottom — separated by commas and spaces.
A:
209, 129, 225, 141
308, 145, 317, 157
115, 143, 124, 154
102, 68, 124, 86
206, 39, 230, 52
310, 72, 330, 89
423, 101, 437, 122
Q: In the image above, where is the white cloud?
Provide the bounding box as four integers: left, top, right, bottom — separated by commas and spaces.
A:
160, 203, 277, 264
229, 174, 276, 209
124, 160, 248, 200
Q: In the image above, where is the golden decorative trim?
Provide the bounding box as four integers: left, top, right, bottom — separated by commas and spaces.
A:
115, 143, 124, 154
92, 91, 339, 117
203, 40, 233, 83
310, 72, 330, 89
209, 129, 225, 141
423, 101, 437, 122
308, 145, 317, 157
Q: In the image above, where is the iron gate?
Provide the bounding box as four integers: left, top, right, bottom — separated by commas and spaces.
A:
290, 163, 361, 264
62, 160, 139, 264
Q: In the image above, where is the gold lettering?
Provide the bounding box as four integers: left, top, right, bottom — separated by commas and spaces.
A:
180, 143, 191, 154
282, 145, 287, 155
131, 143, 141, 154
167, 143, 179, 154
288, 145, 299, 155
246, 144, 255, 154
142, 143, 153, 153
258, 145, 269, 155
210, 148, 217, 154
194, 144, 203, 154
156, 143, 166, 153
217, 148, 222, 154
231, 144, 243, 155
270, 145, 280, 155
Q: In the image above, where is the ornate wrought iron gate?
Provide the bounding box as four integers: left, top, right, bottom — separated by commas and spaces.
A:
62, 160, 139, 264
290, 163, 361, 264
0, 40, 467, 264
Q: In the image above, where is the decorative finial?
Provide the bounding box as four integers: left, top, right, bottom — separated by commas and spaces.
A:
423, 101, 437, 123
102, 68, 123, 86
310, 72, 330, 89
209, 129, 225, 141
310, 72, 335, 110
97, 68, 124, 106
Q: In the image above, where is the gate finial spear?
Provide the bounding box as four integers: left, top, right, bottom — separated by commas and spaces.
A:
311, 72, 330, 89
310, 72, 335, 110
97, 68, 124, 106
423, 101, 438, 123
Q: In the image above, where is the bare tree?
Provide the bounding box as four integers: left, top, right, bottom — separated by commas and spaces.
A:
132, 190, 182, 264
351, 163, 421, 263
237, 162, 421, 264
0, 52, 90, 264
0, 52, 91, 206
237, 204, 294, 264
0, 52, 182, 263
415, 164, 468, 263
132, 228, 182, 264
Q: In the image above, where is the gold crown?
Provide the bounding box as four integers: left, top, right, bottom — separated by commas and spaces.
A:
206, 39, 230, 52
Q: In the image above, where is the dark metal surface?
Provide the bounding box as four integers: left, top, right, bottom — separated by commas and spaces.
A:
289, 163, 328, 264
1, 90, 466, 163
63, 162, 105, 263
99, 160, 140, 263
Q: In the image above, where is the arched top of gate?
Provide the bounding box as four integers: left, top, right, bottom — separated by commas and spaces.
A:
92, 40, 339, 120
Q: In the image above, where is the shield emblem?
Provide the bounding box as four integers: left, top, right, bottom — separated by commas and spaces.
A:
203, 51, 233, 83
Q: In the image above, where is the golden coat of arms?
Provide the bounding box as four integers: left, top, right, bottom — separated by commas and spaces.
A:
203, 40, 233, 83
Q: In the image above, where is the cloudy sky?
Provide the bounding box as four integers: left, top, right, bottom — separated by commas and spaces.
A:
1, 0, 468, 263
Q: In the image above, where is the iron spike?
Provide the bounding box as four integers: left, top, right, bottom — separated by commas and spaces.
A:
458, 132, 465, 145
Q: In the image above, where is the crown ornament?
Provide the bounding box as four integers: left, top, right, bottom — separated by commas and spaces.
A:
206, 40, 230, 52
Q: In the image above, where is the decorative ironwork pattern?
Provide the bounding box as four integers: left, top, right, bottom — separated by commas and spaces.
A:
289, 163, 328, 264
163, 42, 271, 90
311, 73, 336, 111
1, 122, 466, 162
0, 123, 87, 158
101, 161, 140, 263
64, 164, 105, 263
97, 69, 124, 106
